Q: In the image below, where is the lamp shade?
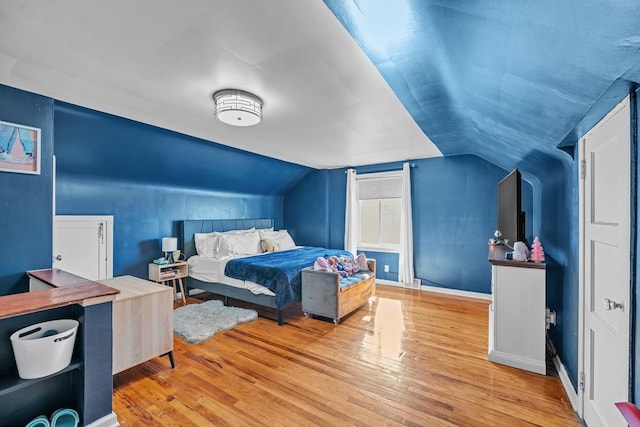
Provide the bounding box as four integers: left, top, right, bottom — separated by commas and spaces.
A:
162, 237, 177, 252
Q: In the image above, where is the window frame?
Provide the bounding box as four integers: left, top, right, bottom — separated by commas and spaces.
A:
356, 171, 403, 253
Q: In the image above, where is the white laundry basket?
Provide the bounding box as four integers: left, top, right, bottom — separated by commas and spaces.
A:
10, 319, 79, 379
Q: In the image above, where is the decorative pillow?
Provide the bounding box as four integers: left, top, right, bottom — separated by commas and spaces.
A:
355, 253, 369, 271
260, 238, 280, 253
314, 256, 334, 273
337, 255, 359, 275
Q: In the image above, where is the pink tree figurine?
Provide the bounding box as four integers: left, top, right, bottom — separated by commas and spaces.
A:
531, 236, 545, 262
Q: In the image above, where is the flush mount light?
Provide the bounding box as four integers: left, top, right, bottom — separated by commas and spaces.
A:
213, 89, 263, 127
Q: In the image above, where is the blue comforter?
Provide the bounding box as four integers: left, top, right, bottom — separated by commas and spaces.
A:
224, 247, 352, 308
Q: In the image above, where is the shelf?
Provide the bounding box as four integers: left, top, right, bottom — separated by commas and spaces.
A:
149, 261, 188, 283
0, 359, 82, 398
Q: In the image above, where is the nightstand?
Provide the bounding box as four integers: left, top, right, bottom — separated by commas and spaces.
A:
148, 261, 188, 304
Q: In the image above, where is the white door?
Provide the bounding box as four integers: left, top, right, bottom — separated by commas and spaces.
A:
53, 215, 113, 280
581, 97, 630, 427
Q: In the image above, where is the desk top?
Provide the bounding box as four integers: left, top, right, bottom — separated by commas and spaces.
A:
97, 275, 171, 301
0, 269, 119, 320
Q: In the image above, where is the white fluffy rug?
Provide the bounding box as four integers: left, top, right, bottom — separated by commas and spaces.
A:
173, 300, 258, 344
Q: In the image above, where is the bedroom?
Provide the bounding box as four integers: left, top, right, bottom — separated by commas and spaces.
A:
0, 1, 639, 426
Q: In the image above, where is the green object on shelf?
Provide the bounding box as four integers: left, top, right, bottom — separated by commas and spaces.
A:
50, 408, 79, 427
25, 415, 50, 427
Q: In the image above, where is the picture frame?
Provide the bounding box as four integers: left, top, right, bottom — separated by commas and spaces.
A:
0, 120, 41, 175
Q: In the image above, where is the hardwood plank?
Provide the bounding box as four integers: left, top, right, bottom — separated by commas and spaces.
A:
113, 285, 581, 426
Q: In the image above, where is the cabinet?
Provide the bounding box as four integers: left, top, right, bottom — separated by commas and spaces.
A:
3, 271, 119, 426
488, 245, 546, 375
148, 261, 188, 303
97, 276, 174, 374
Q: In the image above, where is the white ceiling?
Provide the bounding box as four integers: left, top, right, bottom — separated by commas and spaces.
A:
0, 0, 442, 169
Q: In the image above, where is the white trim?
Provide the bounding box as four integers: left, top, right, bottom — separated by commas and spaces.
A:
577, 95, 631, 419
376, 281, 493, 301
357, 245, 399, 254
421, 285, 492, 300
488, 349, 546, 375
356, 170, 403, 181
376, 279, 403, 287
86, 412, 119, 427
548, 338, 580, 412
577, 135, 585, 417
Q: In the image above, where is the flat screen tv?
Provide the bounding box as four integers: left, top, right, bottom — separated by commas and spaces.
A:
497, 168, 526, 246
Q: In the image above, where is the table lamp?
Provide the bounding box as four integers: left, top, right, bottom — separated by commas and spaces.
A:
162, 237, 178, 262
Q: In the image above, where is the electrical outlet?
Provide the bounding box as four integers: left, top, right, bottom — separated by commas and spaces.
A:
384, 264, 389, 272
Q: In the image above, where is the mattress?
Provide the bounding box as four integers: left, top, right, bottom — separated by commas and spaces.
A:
187, 254, 275, 296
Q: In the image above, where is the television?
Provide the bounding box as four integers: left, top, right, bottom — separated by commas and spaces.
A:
497, 168, 526, 246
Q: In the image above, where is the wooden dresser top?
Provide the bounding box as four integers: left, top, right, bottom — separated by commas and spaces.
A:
0, 269, 119, 320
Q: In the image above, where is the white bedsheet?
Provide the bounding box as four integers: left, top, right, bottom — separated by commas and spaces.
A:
187, 254, 275, 296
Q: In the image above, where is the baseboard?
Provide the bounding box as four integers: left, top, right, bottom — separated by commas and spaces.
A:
488, 349, 546, 375
547, 338, 579, 412
420, 285, 492, 300
376, 281, 492, 300
376, 279, 403, 287
86, 412, 119, 427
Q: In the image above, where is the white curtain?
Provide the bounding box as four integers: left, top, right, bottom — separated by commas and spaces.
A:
398, 162, 414, 285
344, 169, 359, 255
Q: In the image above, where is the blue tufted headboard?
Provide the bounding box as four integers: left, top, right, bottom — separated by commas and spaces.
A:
180, 218, 274, 259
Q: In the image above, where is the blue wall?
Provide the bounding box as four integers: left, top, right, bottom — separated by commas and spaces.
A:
0, 85, 54, 295
54, 102, 310, 279
56, 176, 282, 278
285, 155, 522, 294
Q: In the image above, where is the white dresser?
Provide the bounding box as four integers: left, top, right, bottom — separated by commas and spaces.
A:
488, 245, 546, 375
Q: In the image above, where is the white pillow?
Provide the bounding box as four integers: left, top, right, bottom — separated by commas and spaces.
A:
259, 230, 296, 250
217, 231, 261, 257
194, 227, 256, 256
276, 230, 296, 250
200, 234, 223, 258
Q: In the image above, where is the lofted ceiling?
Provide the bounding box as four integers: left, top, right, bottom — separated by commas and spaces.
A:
1, 1, 639, 174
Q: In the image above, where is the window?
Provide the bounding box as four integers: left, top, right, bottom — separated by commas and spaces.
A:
357, 171, 402, 251
360, 198, 401, 248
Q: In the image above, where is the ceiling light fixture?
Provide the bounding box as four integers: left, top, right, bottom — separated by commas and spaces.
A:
213, 89, 263, 127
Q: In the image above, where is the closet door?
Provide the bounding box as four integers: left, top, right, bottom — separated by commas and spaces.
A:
53, 215, 113, 280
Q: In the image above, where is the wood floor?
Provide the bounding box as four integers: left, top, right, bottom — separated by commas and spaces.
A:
112, 285, 581, 426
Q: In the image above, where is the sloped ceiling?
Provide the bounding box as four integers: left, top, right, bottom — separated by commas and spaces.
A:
0, 0, 441, 170
323, 0, 640, 173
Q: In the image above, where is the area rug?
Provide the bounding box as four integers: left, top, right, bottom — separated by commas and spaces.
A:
173, 300, 258, 344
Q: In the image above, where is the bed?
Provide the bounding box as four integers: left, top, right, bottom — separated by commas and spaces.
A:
180, 218, 351, 325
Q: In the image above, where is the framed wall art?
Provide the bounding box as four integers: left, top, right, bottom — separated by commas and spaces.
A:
0, 120, 41, 175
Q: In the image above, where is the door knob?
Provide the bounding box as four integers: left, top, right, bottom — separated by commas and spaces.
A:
54, 254, 62, 261
604, 298, 624, 312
